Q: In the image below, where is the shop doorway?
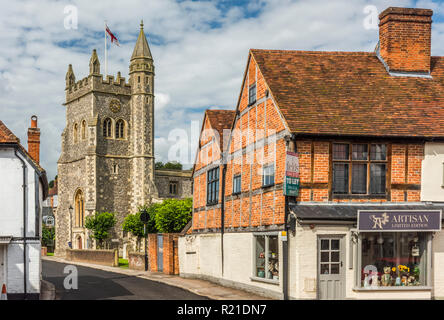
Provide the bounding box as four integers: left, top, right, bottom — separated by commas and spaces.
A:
318, 235, 345, 300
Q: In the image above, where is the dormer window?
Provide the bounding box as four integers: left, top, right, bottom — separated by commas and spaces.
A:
249, 83, 256, 105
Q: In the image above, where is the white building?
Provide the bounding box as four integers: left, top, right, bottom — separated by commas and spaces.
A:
0, 116, 48, 299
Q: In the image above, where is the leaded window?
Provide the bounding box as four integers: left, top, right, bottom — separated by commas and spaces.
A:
332, 143, 387, 195
207, 167, 219, 205
233, 174, 241, 194
103, 118, 112, 138
116, 119, 125, 139
249, 83, 256, 105
262, 164, 275, 187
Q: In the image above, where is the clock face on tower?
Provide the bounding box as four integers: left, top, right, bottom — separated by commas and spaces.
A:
109, 99, 121, 113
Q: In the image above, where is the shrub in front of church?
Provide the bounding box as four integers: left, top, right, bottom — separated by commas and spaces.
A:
122, 204, 158, 250
85, 211, 117, 249
154, 198, 192, 233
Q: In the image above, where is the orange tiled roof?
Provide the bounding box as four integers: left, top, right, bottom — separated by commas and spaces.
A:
251, 49, 444, 138
206, 109, 236, 149
0, 120, 20, 143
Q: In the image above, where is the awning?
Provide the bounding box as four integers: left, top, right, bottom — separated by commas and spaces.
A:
0, 236, 12, 244
289, 203, 444, 223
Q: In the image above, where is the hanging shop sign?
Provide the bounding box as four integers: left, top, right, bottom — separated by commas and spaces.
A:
358, 210, 442, 232
283, 151, 300, 197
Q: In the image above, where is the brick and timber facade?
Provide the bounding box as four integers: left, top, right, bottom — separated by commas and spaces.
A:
180, 6, 444, 300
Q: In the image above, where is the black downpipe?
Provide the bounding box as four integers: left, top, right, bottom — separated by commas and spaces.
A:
283, 196, 289, 300
15, 149, 27, 299
220, 163, 227, 276
283, 137, 297, 300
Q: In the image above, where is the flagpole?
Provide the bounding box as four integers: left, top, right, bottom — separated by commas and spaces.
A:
104, 20, 107, 76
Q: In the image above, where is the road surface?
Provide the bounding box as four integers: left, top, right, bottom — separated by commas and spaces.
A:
42, 260, 209, 300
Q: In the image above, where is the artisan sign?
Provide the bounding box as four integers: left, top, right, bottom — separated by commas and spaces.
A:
283, 151, 300, 197
358, 210, 442, 232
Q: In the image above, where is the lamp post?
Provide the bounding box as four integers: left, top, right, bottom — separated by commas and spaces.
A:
68, 205, 74, 249
140, 208, 150, 271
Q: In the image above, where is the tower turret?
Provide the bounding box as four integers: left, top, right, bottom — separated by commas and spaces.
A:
65, 64, 75, 88
89, 49, 100, 75
129, 20, 157, 211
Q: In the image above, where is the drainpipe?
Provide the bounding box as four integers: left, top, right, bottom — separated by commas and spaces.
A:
220, 162, 227, 276
283, 134, 297, 300
14, 149, 27, 299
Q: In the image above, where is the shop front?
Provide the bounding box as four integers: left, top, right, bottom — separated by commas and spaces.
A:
290, 204, 444, 300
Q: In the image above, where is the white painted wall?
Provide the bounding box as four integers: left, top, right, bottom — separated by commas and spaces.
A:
0, 147, 43, 295
179, 232, 283, 298
180, 225, 438, 300
421, 142, 444, 202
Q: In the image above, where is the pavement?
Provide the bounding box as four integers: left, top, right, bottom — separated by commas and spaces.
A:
42, 255, 270, 300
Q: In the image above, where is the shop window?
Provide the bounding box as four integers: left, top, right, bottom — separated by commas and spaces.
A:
262, 164, 275, 187
254, 234, 279, 281
249, 83, 256, 105
332, 143, 387, 195
359, 232, 428, 288
233, 174, 241, 194
169, 181, 178, 195
207, 167, 219, 205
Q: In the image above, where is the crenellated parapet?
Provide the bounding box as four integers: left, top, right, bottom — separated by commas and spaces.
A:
65, 72, 131, 104
65, 49, 131, 104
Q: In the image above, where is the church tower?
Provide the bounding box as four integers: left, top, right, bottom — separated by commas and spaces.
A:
129, 20, 157, 212
56, 22, 191, 256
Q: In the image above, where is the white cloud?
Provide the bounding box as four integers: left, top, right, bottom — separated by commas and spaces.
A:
0, 0, 443, 180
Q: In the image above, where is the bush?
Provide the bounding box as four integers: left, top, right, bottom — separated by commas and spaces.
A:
155, 198, 192, 233
85, 211, 116, 248
123, 204, 158, 238
42, 225, 55, 247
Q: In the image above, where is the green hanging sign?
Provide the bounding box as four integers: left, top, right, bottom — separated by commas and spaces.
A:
284, 151, 300, 197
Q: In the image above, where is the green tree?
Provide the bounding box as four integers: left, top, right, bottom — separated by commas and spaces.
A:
155, 161, 164, 169
155, 161, 183, 170
163, 161, 183, 170
122, 204, 158, 251
42, 225, 55, 247
155, 198, 192, 233
85, 211, 116, 248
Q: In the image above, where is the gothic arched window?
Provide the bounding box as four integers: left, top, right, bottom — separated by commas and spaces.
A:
103, 118, 112, 138
73, 123, 78, 143
74, 189, 84, 227
81, 120, 87, 140
116, 119, 125, 139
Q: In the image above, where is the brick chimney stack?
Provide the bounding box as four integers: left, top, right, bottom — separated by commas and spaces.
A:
27, 115, 40, 164
379, 7, 433, 73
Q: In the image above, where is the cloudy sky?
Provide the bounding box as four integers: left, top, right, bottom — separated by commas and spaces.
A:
1, 0, 443, 180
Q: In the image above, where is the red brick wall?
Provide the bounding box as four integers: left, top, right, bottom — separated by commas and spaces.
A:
162, 233, 179, 275
148, 233, 157, 272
